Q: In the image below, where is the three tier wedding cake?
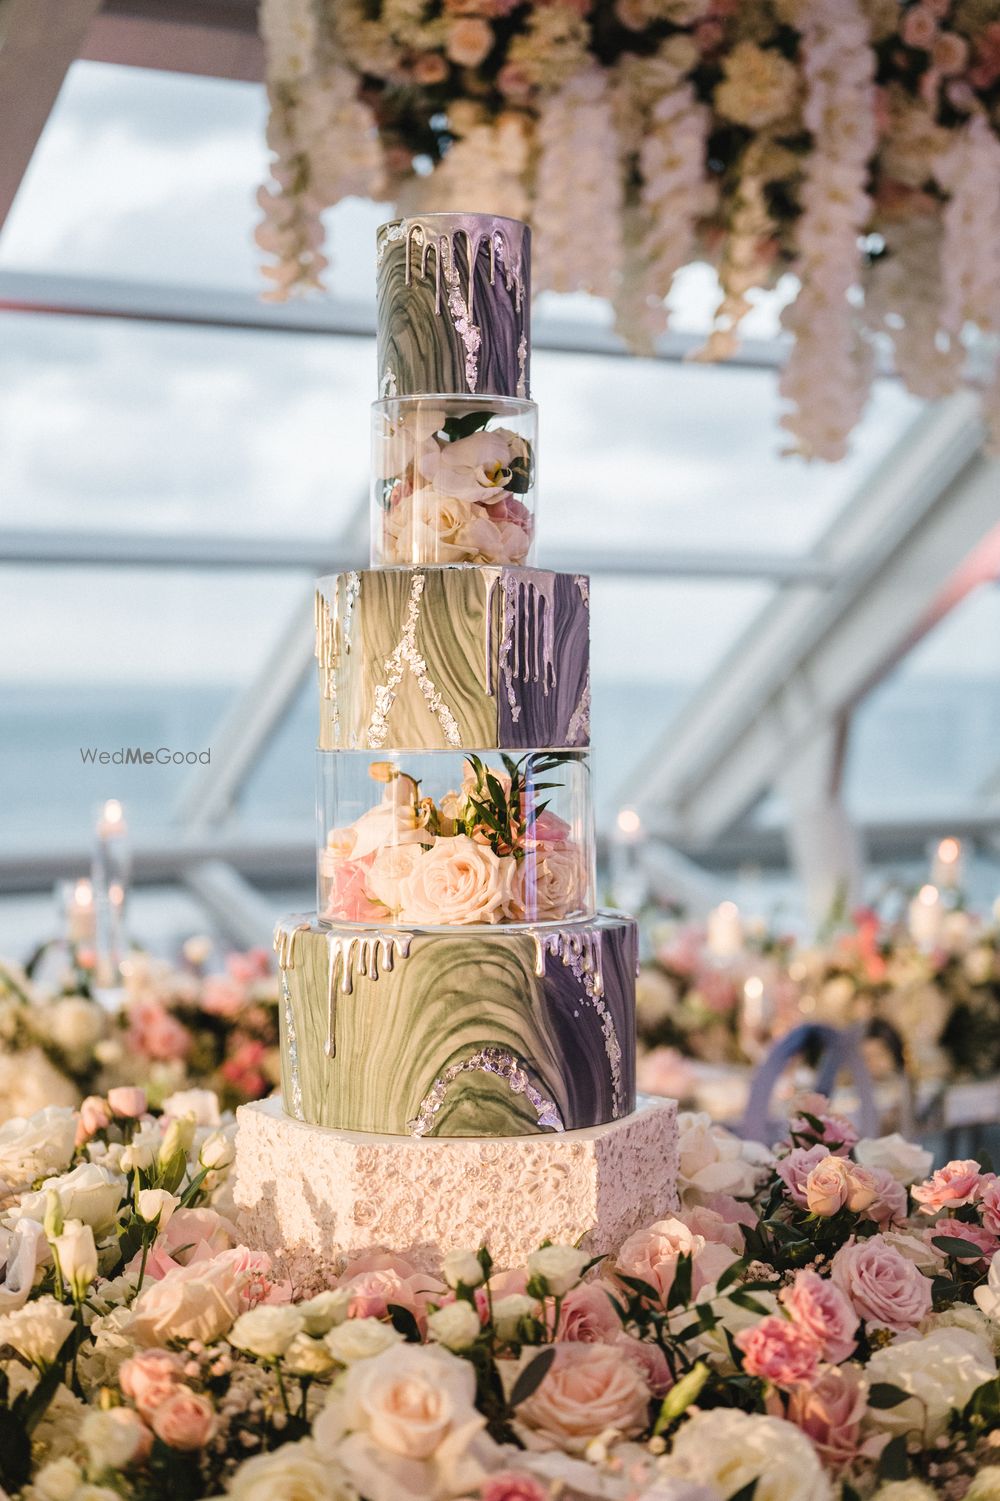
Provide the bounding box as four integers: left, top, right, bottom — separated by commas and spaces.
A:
233, 214, 678, 1274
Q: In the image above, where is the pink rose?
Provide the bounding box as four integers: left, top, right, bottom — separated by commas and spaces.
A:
556, 1281, 621, 1343
158, 1208, 240, 1266
128, 1249, 247, 1346
107, 1086, 147, 1119
227, 1245, 292, 1308
776, 1145, 829, 1206
787, 1362, 867, 1469
831, 1236, 933, 1333
522, 809, 571, 847
780, 1270, 858, 1363
150, 1388, 216, 1450
226, 949, 270, 983
805, 1157, 878, 1217
788, 1099, 858, 1155
514, 1342, 649, 1452
979, 1177, 1000, 1236
480, 1474, 547, 1501
679, 1205, 745, 1255
127, 1001, 191, 1063
902, 5, 938, 49
120, 1349, 184, 1419
76, 1095, 111, 1144
125, 1244, 181, 1283
616, 1332, 672, 1396
200, 977, 246, 1019
339, 1251, 444, 1330
519, 843, 588, 923
925, 1217, 998, 1263
912, 1160, 983, 1214
322, 856, 387, 924
735, 1316, 820, 1386
616, 1217, 736, 1306
446, 16, 493, 67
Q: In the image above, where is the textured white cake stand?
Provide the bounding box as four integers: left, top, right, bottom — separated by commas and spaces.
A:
233, 1094, 679, 1287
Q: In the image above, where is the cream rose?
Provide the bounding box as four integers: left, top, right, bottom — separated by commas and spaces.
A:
45, 996, 105, 1056
228, 1439, 352, 1501
865, 1327, 996, 1442
0, 1218, 47, 1313
397, 835, 517, 926
804, 1156, 878, 1216
298, 1287, 351, 1335
513, 1342, 649, 1453
383, 492, 478, 566
366, 843, 424, 912
81, 1406, 149, 1471
229, 1304, 304, 1359
284, 1332, 337, 1376
0, 1105, 76, 1186
660, 1408, 832, 1501
314, 1343, 495, 1501
21, 1162, 125, 1235
854, 1133, 934, 1186
427, 1300, 482, 1351
324, 1317, 403, 1364
127, 1249, 245, 1346
676, 1112, 760, 1203
161, 1088, 221, 1127
526, 1245, 588, 1297
346, 781, 432, 863
442, 1249, 485, 1290
522, 845, 588, 923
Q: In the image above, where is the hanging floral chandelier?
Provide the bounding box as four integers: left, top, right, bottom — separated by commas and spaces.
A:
257, 0, 1000, 462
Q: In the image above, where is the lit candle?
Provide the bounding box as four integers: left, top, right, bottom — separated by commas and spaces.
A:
66, 878, 95, 944
706, 900, 743, 960
93, 799, 131, 990
908, 883, 943, 949
609, 807, 647, 910
931, 836, 963, 890
615, 807, 642, 844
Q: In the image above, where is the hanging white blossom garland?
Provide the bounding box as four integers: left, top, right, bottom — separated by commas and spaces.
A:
778, 0, 877, 462
533, 68, 624, 299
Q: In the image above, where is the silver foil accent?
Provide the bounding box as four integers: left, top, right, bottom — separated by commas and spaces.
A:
325, 930, 413, 1058
532, 927, 624, 1118
367, 571, 463, 748
406, 1046, 564, 1137
314, 589, 339, 739
574, 575, 590, 606
566, 668, 591, 747
516, 332, 527, 399
280, 969, 304, 1121
341, 571, 361, 657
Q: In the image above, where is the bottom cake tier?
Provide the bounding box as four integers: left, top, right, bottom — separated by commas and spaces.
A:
275, 910, 637, 1136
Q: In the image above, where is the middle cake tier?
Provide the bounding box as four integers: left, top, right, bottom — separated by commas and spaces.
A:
315, 565, 590, 752
275, 911, 637, 1136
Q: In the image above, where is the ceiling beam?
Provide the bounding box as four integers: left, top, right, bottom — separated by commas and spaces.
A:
630, 392, 996, 842
0, 0, 102, 233
0, 528, 837, 584
81, 0, 262, 82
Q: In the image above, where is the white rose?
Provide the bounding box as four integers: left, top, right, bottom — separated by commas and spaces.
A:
967, 1469, 1000, 1501
31, 1458, 83, 1501
675, 1112, 759, 1202
81, 1406, 147, 1471
492, 1293, 540, 1342
137, 1189, 179, 1229
21, 1163, 124, 1235
159, 1115, 196, 1165
0, 1105, 76, 1186
284, 1332, 337, 1376
416, 427, 514, 502
397, 835, 517, 926
865, 1327, 996, 1442
119, 1125, 161, 1174
442, 1249, 485, 1290
324, 1316, 403, 1364
427, 1300, 482, 1350
382, 491, 479, 566
871, 1484, 937, 1501
162, 1088, 221, 1127
314, 1344, 494, 1501
46, 996, 105, 1055
298, 1287, 351, 1335
51, 1220, 98, 1299
228, 1438, 352, 1501
344, 780, 432, 863
854, 1133, 934, 1186
660, 1409, 832, 1501
0, 1294, 76, 1367
975, 1251, 1000, 1325
527, 1245, 589, 1297
229, 1304, 305, 1359
0, 1218, 48, 1312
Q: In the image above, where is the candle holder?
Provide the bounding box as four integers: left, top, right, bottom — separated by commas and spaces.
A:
92, 799, 131, 995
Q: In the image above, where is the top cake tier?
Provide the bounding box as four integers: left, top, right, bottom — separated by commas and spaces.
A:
376, 214, 531, 399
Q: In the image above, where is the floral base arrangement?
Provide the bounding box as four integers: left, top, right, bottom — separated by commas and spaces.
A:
2, 1086, 1000, 1499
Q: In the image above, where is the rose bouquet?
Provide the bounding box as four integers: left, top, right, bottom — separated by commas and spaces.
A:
320, 755, 592, 927
374, 402, 535, 568
3, 1086, 1000, 1499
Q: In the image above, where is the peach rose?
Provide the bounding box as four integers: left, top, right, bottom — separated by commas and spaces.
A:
151, 1388, 216, 1450
120, 1349, 185, 1419
76, 1095, 111, 1145
556, 1282, 621, 1343
786, 1362, 867, 1469
366, 844, 424, 912
128, 1249, 245, 1346
735, 1315, 820, 1386
831, 1236, 933, 1333
805, 1156, 878, 1217
521, 845, 588, 923
616, 1217, 735, 1305
383, 492, 479, 565
513, 1342, 649, 1452
780, 1270, 858, 1363
397, 835, 517, 926
776, 1145, 829, 1206
912, 1159, 984, 1214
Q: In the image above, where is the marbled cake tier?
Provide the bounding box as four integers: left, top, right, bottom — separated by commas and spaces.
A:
315, 566, 590, 752
275, 912, 637, 1137
377, 214, 530, 399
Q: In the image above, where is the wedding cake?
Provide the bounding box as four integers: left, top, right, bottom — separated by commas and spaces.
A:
234, 214, 678, 1272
